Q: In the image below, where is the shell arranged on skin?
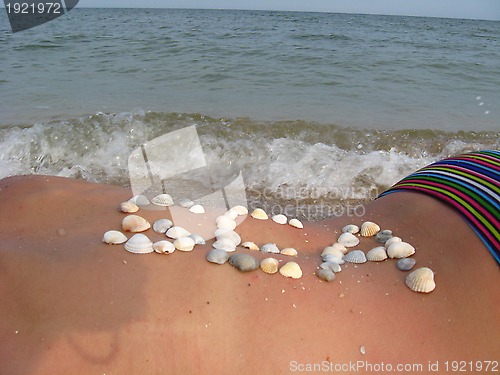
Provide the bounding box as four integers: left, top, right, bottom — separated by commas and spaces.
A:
189, 233, 206, 245
316, 268, 336, 282
241, 241, 260, 251
229, 205, 248, 216
375, 229, 393, 243
223, 209, 239, 220
151, 194, 174, 207
124, 233, 154, 254
337, 232, 360, 248
153, 240, 175, 254
272, 214, 287, 225
366, 246, 388, 262
405, 267, 436, 293
261, 243, 280, 254
387, 241, 415, 259
288, 218, 304, 229
122, 215, 151, 233
119, 201, 139, 213
342, 224, 360, 234
102, 230, 127, 245
322, 255, 345, 264
281, 248, 298, 257
385, 236, 402, 247
321, 246, 345, 259
250, 208, 268, 220
229, 253, 259, 272
396, 258, 416, 271
178, 198, 194, 208
260, 257, 279, 274
166, 226, 191, 240
173, 236, 196, 251
206, 248, 230, 265
216, 230, 241, 246
279, 261, 303, 279
330, 242, 348, 255
212, 238, 236, 252
189, 204, 205, 214
153, 219, 173, 234
216, 215, 237, 230
320, 261, 342, 273
128, 194, 150, 207
343, 250, 367, 264
360, 221, 381, 237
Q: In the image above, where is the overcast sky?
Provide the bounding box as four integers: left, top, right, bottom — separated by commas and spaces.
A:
76, 0, 500, 21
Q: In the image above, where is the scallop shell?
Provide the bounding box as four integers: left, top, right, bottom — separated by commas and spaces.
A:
215, 230, 241, 246
272, 214, 287, 225
375, 229, 393, 243
321, 246, 344, 258
102, 230, 127, 245
189, 233, 206, 245
330, 242, 348, 255
322, 255, 345, 264
124, 233, 154, 254
366, 246, 388, 262
229, 253, 259, 272
396, 258, 416, 271
128, 194, 150, 207
151, 194, 174, 207
279, 261, 302, 279
229, 205, 248, 216
178, 198, 194, 208
405, 267, 436, 293
250, 208, 268, 220
166, 226, 191, 240
387, 241, 415, 259
216, 215, 236, 230
288, 218, 304, 229
360, 221, 381, 237
206, 248, 229, 265
122, 215, 151, 233
173, 236, 196, 251
316, 268, 336, 282
153, 240, 175, 254
337, 232, 360, 248
241, 241, 259, 251
189, 204, 205, 214
119, 201, 139, 213
261, 243, 280, 254
385, 236, 402, 247
260, 257, 279, 274
212, 238, 236, 252
152, 219, 173, 234
342, 224, 360, 234
320, 261, 342, 273
343, 250, 367, 264
281, 248, 298, 257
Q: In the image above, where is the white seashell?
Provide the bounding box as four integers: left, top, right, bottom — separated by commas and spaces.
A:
241, 241, 259, 251
279, 261, 302, 279
330, 242, 348, 255
214, 227, 232, 237
189, 204, 205, 214
322, 255, 345, 264
260, 257, 279, 274
316, 268, 336, 282
216, 230, 241, 246
216, 215, 236, 230
206, 248, 230, 264
376, 229, 393, 243
166, 226, 191, 240
152, 219, 173, 234
178, 198, 194, 208
250, 208, 268, 220
119, 201, 139, 213
153, 240, 175, 254
360, 221, 381, 237
320, 261, 342, 273
321, 246, 344, 258
229, 253, 259, 272
343, 250, 367, 264
281, 248, 298, 257
102, 230, 127, 245
366, 246, 388, 262
387, 242, 415, 259
288, 218, 304, 229
342, 224, 360, 234
230, 205, 248, 216
385, 236, 402, 247
272, 214, 287, 225
396, 258, 416, 271
128, 195, 150, 207
337, 232, 360, 248
124, 233, 153, 254
261, 243, 280, 254
212, 238, 237, 252
189, 233, 206, 245
151, 194, 174, 207
173, 236, 196, 251
405, 267, 436, 293
122, 215, 151, 233
223, 209, 239, 220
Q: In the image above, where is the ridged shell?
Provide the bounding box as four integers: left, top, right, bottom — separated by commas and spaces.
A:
216, 215, 236, 230
166, 226, 191, 239
124, 233, 153, 254
189, 233, 206, 245
151, 194, 174, 207
128, 195, 150, 207
375, 229, 393, 243
387, 241, 415, 259
396, 258, 416, 271
173, 236, 196, 251
366, 246, 388, 262
250, 208, 268, 220
178, 198, 194, 208
360, 221, 381, 237
102, 230, 127, 245
260, 257, 279, 274
229, 253, 259, 272
342, 224, 359, 234
279, 261, 302, 279
241, 241, 259, 251
206, 248, 230, 264
189, 204, 205, 214
337, 232, 360, 248
153, 240, 175, 254
343, 250, 367, 264
216, 230, 241, 246
281, 248, 298, 257
385, 236, 402, 247
212, 238, 236, 252
152, 219, 173, 234
316, 268, 336, 282
322, 255, 345, 264
122, 215, 151, 233
261, 243, 280, 254
288, 218, 304, 229
320, 261, 342, 273
405, 267, 436, 293
321, 246, 344, 258
229, 205, 248, 216
272, 214, 287, 225
119, 201, 139, 213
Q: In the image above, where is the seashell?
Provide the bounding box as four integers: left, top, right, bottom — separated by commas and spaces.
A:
342, 224, 359, 234
316, 268, 336, 282
151, 194, 174, 207
216, 215, 236, 230
360, 221, 381, 237
330, 242, 348, 255
229, 205, 248, 216
173, 236, 196, 251
166, 226, 191, 240
214, 227, 232, 237
128, 194, 150, 207
320, 261, 342, 273
322, 255, 345, 264
206, 248, 229, 265
241, 241, 259, 251
189, 204, 205, 214
281, 248, 298, 257
216, 230, 241, 246
260, 257, 279, 274
405, 267, 436, 293
212, 238, 236, 252
152, 219, 173, 234
288, 218, 303, 229
337, 232, 360, 248
366, 246, 388, 262
124, 233, 154, 254
229, 253, 259, 272
396, 258, 416, 271
189, 233, 206, 245
321, 246, 344, 258
250, 208, 268, 220
261, 243, 280, 254
387, 242, 415, 259
153, 240, 175, 254
375, 229, 393, 243
343, 250, 367, 264
223, 209, 239, 220
385, 236, 402, 247
122, 215, 151, 233
178, 198, 194, 208
102, 230, 127, 245
272, 214, 287, 225
279, 261, 302, 279
119, 201, 139, 213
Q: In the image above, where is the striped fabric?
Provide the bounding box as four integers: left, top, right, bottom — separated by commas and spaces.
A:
378, 150, 500, 264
